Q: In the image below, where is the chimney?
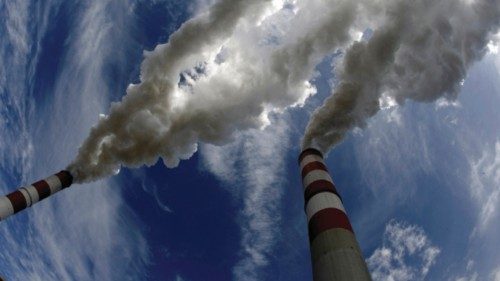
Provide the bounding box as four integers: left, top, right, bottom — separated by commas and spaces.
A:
299, 148, 371, 281
0, 171, 73, 221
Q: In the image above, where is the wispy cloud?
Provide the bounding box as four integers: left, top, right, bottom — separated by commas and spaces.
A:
201, 116, 290, 281
450, 260, 500, 281
454, 272, 479, 281
131, 169, 173, 213
0, 0, 150, 280
451, 260, 479, 281
469, 141, 500, 236
491, 266, 500, 281
367, 220, 440, 281
0, 0, 33, 178
174, 275, 187, 281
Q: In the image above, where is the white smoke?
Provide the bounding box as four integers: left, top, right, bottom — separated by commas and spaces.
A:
303, 0, 500, 152
68, 0, 500, 182
67, 0, 361, 182
68, 0, 276, 182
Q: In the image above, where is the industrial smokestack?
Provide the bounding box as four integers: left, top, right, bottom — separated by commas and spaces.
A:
0, 171, 73, 221
298, 148, 371, 281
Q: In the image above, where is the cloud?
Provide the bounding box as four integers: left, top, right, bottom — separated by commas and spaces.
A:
451, 260, 500, 281
0, 0, 34, 177
452, 260, 479, 281
487, 32, 500, 55
350, 51, 500, 281
0, 178, 150, 281
201, 116, 289, 281
491, 266, 500, 281
469, 141, 500, 235
131, 169, 173, 213
455, 273, 479, 281
0, 0, 150, 280
367, 220, 440, 281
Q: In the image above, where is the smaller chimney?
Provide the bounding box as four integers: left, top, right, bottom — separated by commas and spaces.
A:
0, 171, 73, 221
299, 148, 371, 281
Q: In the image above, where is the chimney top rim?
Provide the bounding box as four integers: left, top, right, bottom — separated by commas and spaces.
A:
298, 148, 323, 163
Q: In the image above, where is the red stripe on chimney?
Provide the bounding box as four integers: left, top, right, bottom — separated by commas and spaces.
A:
308, 208, 353, 242
6, 191, 27, 214
304, 180, 342, 203
55, 171, 73, 188
298, 148, 323, 163
301, 161, 328, 178
33, 180, 51, 200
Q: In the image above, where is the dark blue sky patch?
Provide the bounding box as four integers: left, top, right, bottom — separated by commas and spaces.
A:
118, 153, 241, 281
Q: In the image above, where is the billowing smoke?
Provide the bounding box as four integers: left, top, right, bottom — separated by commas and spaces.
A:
68, 0, 274, 182
68, 0, 500, 182
67, 0, 361, 182
303, 0, 500, 152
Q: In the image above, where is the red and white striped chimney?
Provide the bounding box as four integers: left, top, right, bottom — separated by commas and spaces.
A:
0, 171, 73, 221
299, 148, 371, 281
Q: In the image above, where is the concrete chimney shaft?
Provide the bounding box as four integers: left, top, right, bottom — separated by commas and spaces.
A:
299, 148, 371, 281
0, 171, 73, 221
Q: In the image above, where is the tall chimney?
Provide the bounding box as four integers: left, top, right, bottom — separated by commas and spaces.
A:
299, 148, 371, 281
0, 171, 73, 221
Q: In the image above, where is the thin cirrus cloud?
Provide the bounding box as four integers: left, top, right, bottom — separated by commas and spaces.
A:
349, 50, 500, 280
469, 141, 500, 236
0, 0, 33, 178
201, 116, 290, 281
0, 0, 150, 280
367, 220, 441, 281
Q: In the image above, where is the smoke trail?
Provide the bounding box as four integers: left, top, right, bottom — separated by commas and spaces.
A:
68, 0, 500, 182
303, 0, 500, 152
68, 0, 273, 182
68, 0, 362, 182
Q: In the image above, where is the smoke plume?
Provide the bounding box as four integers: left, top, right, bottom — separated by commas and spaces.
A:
303, 0, 500, 152
68, 0, 500, 182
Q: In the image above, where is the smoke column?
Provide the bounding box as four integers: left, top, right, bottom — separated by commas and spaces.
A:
67, 0, 361, 182
303, 0, 500, 152
67, 0, 500, 182
68, 0, 274, 182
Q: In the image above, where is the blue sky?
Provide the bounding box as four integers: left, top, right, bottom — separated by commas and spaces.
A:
1, 1, 500, 281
